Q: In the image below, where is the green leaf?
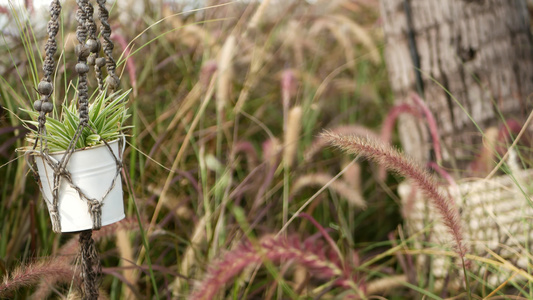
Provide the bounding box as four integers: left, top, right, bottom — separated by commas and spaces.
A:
86, 134, 101, 146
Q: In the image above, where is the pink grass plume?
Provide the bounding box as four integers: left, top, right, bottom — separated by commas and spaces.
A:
305, 125, 379, 161
322, 131, 466, 258
0, 260, 76, 298
281, 69, 296, 111
379, 102, 420, 180
410, 92, 443, 164
380, 103, 420, 146
189, 234, 362, 300
111, 32, 137, 95
497, 119, 522, 143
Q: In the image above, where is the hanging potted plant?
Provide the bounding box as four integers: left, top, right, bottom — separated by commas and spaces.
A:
16, 0, 129, 297
16, 0, 129, 235
20, 89, 131, 233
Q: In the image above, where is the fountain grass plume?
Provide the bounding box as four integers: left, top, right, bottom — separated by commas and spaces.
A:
304, 125, 379, 161
0, 260, 75, 297
233, 140, 259, 171
284, 106, 302, 167
380, 103, 420, 147
379, 102, 420, 180
217, 35, 236, 113
189, 234, 361, 300
410, 93, 443, 164
112, 32, 138, 95
321, 131, 466, 258
292, 173, 366, 208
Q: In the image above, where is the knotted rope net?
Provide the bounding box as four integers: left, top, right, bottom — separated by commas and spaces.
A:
30, 0, 122, 298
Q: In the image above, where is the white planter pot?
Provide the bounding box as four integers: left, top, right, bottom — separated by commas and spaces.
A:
33, 139, 126, 232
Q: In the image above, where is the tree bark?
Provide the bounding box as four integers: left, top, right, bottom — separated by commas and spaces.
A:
380, 0, 533, 169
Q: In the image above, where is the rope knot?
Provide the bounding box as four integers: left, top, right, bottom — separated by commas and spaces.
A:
88, 200, 102, 230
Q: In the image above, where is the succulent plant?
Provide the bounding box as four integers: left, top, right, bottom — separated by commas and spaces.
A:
22, 89, 132, 153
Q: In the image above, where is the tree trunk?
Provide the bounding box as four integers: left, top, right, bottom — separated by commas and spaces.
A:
380, 0, 533, 169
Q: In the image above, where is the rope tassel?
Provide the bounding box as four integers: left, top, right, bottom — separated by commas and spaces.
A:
79, 230, 101, 300
50, 210, 61, 233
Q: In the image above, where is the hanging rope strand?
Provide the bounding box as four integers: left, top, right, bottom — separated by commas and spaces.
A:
33, 0, 61, 232
60, 0, 92, 168
75, 0, 91, 128
97, 0, 120, 92
83, 0, 106, 91
72, 4, 101, 298
83, 1, 98, 43
42, 1, 60, 83
34, 0, 61, 148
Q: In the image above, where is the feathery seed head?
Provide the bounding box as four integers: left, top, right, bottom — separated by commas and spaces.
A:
322, 131, 467, 258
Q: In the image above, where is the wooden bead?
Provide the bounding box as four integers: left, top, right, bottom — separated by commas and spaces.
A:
86, 39, 99, 53
106, 75, 120, 89
33, 100, 42, 111
37, 81, 53, 95
41, 101, 53, 113
76, 63, 90, 74
95, 57, 106, 68
75, 44, 91, 59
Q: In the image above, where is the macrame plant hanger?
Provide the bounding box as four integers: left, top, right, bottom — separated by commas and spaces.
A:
32, 0, 121, 298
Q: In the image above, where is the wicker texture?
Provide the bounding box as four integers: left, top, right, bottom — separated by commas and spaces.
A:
399, 168, 533, 288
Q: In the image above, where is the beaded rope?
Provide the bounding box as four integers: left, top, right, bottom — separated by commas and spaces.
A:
33, 0, 61, 230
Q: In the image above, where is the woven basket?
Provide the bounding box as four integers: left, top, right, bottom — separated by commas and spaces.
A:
399, 162, 533, 289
